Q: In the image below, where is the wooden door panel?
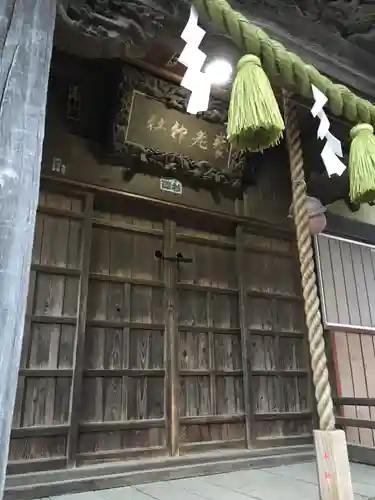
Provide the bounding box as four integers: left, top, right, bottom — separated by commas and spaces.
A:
33, 273, 79, 318
245, 252, 298, 296
212, 294, 239, 329
177, 243, 236, 289
10, 193, 169, 473
27, 324, 75, 371
178, 291, 208, 327
179, 332, 210, 370
176, 227, 246, 452
10, 190, 86, 473
77, 209, 167, 464
214, 334, 242, 370
90, 231, 163, 281
241, 229, 313, 445
32, 192, 83, 268
10, 188, 315, 473
179, 376, 212, 416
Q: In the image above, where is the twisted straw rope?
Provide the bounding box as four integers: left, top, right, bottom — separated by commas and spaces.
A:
194, 0, 375, 127
283, 92, 335, 431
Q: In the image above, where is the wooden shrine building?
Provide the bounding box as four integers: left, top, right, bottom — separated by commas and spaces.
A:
3, 0, 375, 498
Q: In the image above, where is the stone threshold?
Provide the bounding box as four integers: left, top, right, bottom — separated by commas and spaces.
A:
4, 444, 314, 500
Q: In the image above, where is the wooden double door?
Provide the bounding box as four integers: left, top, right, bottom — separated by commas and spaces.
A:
10, 185, 312, 473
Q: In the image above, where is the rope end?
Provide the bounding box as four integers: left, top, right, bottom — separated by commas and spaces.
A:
349, 123, 375, 204
227, 53, 284, 152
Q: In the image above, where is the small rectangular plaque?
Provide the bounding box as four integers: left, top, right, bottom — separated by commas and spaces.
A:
160, 178, 182, 195
52, 157, 66, 175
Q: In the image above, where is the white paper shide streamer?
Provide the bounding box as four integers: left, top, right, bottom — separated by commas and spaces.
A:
178, 6, 211, 114
311, 85, 346, 177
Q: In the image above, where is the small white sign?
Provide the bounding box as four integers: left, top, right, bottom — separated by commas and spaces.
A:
160, 178, 182, 195
52, 157, 66, 175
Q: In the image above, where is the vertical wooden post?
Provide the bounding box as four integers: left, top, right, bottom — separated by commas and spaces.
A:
236, 225, 253, 447
164, 220, 179, 455
314, 429, 353, 500
207, 291, 217, 419
67, 193, 94, 465
283, 91, 353, 500
0, 0, 56, 495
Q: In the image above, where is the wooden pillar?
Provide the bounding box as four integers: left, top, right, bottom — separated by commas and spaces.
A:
0, 0, 56, 496
283, 92, 353, 500
164, 220, 179, 455
236, 225, 253, 447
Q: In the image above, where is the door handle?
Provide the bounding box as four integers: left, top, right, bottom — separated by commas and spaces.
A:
155, 251, 193, 264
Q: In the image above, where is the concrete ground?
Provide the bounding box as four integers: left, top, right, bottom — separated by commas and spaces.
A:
42, 462, 375, 500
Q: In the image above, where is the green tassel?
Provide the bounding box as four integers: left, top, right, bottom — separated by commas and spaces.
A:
227, 54, 284, 152
349, 123, 375, 204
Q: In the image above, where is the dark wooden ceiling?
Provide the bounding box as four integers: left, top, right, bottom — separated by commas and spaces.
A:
54, 0, 375, 100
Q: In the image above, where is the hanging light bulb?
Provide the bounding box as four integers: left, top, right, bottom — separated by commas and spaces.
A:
204, 58, 233, 86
